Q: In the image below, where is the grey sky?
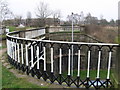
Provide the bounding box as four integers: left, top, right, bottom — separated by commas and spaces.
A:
8, 0, 119, 21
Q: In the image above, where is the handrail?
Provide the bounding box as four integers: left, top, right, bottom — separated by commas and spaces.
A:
7, 32, 119, 46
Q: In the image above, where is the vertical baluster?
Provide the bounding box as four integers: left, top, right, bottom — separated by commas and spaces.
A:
6, 39, 8, 54
9, 40, 11, 58
10, 40, 12, 58
12, 40, 15, 65
87, 50, 91, 78
9, 40, 11, 57
8, 40, 10, 57
7, 39, 10, 57
43, 46, 46, 71
13, 41, 15, 60
68, 48, 71, 75
107, 51, 112, 79
17, 41, 20, 63
6, 39, 9, 55
11, 40, 13, 58
59, 48, 62, 74
97, 50, 101, 78
15, 39, 17, 62
51, 47, 54, 73
8, 40, 11, 57
21, 43, 24, 65
25, 44, 28, 66
37, 45, 39, 69
9, 40, 11, 56
77, 49, 81, 77
31, 44, 34, 68
11, 41, 14, 60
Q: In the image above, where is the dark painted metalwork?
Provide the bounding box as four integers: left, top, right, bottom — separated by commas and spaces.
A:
6, 28, 119, 89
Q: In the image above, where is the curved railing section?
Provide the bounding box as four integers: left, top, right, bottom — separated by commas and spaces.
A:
6, 27, 119, 89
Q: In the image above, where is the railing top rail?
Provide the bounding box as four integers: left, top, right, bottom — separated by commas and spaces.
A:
39, 40, 119, 46
7, 32, 119, 46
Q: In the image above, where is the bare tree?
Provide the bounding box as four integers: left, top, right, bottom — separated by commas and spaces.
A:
79, 11, 85, 24
99, 15, 108, 26
0, 0, 13, 24
109, 19, 115, 26
67, 13, 83, 25
85, 13, 98, 25
85, 13, 92, 24
52, 10, 61, 19
14, 15, 22, 26
35, 2, 52, 27
66, 12, 99, 25
52, 10, 61, 26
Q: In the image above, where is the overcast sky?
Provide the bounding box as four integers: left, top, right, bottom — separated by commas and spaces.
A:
8, 0, 119, 21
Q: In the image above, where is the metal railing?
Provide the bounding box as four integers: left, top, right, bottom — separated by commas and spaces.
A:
6, 28, 119, 89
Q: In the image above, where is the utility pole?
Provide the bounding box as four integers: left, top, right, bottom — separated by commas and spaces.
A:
71, 12, 74, 76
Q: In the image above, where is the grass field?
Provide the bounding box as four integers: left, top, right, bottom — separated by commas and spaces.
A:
9, 26, 16, 32
50, 30, 81, 34
2, 66, 47, 89
8, 26, 35, 32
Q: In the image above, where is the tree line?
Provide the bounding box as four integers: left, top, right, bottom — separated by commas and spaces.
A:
0, 1, 118, 27
65, 12, 117, 26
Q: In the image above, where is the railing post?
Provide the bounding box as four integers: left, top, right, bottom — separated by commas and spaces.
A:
17, 40, 20, 63
87, 49, 91, 78
68, 46, 71, 76
77, 49, 81, 77
37, 43, 40, 70
43, 46, 46, 71
31, 43, 34, 68
21, 41, 24, 65
25, 42, 28, 66
51, 46, 54, 73
59, 48, 62, 74
96, 49, 101, 79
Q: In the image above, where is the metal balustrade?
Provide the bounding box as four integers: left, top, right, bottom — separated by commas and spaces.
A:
6, 28, 119, 89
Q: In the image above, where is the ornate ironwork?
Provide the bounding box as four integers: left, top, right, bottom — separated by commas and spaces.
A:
6, 28, 119, 89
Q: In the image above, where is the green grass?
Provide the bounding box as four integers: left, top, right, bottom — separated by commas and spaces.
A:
2, 66, 47, 88
0, 34, 6, 39
62, 69, 111, 80
9, 26, 16, 32
115, 36, 120, 44
8, 26, 27, 32
8, 26, 36, 32
50, 30, 81, 34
